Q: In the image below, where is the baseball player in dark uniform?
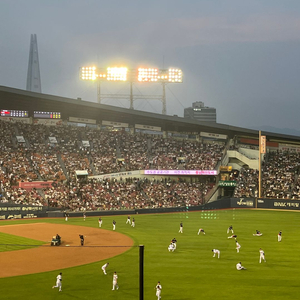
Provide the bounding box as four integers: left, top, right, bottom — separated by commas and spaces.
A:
79, 234, 84, 246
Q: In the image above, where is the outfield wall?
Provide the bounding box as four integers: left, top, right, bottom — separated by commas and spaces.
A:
0, 204, 48, 220
1, 198, 300, 220
257, 198, 300, 210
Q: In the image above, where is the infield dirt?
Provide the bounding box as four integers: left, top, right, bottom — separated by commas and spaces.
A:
0, 223, 133, 278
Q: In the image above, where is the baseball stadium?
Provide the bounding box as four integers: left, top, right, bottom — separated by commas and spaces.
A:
1, 85, 300, 300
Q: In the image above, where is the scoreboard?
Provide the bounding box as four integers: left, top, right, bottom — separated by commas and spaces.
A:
33, 111, 61, 119
0, 110, 29, 118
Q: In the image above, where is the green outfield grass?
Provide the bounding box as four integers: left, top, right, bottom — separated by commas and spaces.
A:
0, 209, 299, 300
0, 232, 46, 252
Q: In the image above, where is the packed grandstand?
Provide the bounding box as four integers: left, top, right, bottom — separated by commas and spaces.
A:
1, 110, 300, 212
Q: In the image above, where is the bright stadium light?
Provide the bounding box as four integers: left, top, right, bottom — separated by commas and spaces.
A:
79, 64, 182, 114
80, 66, 98, 80
168, 68, 182, 83
107, 67, 128, 81
138, 68, 159, 82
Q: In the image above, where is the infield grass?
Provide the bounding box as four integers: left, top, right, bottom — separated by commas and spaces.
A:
0, 232, 46, 252
0, 209, 299, 300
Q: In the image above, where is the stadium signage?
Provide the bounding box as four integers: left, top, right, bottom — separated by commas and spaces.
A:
260, 135, 266, 154
257, 198, 300, 210
34, 119, 63, 126
200, 132, 227, 140
69, 116, 96, 124
102, 120, 129, 128
19, 181, 56, 189
0, 205, 46, 219
0, 116, 31, 124
279, 144, 300, 152
0, 213, 39, 220
220, 166, 232, 172
232, 198, 254, 207
218, 181, 236, 187
89, 170, 139, 180
0, 206, 43, 212
143, 170, 217, 175
135, 124, 161, 132
274, 201, 299, 208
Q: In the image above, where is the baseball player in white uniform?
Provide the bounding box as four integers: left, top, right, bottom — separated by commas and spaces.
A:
126, 215, 131, 224
168, 243, 175, 252
131, 218, 135, 227
212, 249, 220, 258
52, 272, 62, 291
112, 271, 119, 290
179, 222, 183, 233
155, 281, 162, 300
253, 230, 263, 236
102, 262, 109, 275
113, 220, 116, 231
259, 248, 266, 263
98, 217, 102, 228
228, 234, 237, 239
236, 241, 241, 253
236, 262, 246, 270
227, 225, 234, 234
198, 228, 205, 235
278, 230, 282, 242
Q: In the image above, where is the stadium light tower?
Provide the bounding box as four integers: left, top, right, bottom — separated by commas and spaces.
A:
79, 66, 182, 114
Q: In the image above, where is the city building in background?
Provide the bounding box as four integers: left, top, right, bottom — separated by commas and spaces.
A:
184, 101, 216, 123
26, 34, 42, 93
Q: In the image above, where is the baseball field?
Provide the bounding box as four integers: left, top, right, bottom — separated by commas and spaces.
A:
0, 209, 299, 300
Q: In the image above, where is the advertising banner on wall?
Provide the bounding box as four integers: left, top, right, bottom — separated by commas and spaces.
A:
143, 170, 218, 175
219, 181, 236, 187
69, 117, 96, 125
200, 132, 227, 140
135, 124, 161, 132
231, 198, 255, 208
0, 117, 31, 124
0, 205, 47, 220
257, 198, 300, 210
19, 181, 56, 189
34, 119, 63, 126
102, 120, 128, 128
260, 135, 266, 154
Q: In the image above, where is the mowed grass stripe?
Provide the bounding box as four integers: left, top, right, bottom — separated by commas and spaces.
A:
0, 209, 300, 300
0, 232, 45, 252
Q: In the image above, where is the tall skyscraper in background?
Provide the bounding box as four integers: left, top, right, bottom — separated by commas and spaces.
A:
26, 34, 42, 93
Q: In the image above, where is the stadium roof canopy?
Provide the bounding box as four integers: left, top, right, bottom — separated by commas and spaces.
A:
1, 85, 300, 145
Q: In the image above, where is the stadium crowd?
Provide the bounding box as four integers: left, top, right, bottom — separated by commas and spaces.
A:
1, 119, 300, 210
44, 177, 212, 211
233, 150, 300, 199
0, 120, 221, 209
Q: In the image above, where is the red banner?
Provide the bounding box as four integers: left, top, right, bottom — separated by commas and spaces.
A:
19, 181, 56, 189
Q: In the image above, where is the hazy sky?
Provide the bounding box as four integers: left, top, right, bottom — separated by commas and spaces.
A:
1, 0, 300, 131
